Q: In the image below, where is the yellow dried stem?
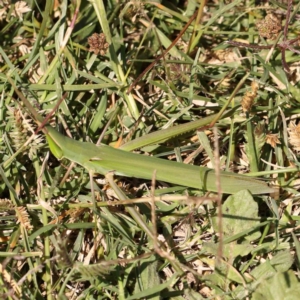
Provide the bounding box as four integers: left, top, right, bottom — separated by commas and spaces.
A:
0, 199, 15, 210
251, 81, 259, 93
241, 81, 259, 112
288, 121, 300, 152
0, 263, 21, 297
265, 133, 281, 148
15, 206, 33, 230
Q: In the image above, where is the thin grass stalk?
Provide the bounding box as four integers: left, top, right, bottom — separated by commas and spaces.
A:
105, 173, 154, 240
92, 0, 140, 119
123, 16, 151, 80
89, 170, 97, 212
274, 98, 286, 187
208, 73, 249, 128
269, 198, 280, 250
241, 222, 271, 273
26, 0, 53, 65
188, 48, 201, 104
38, 0, 81, 84
149, 2, 189, 22
20, 226, 41, 294
246, 112, 259, 172
248, 0, 257, 73
58, 269, 75, 298
188, 0, 206, 53
226, 119, 235, 171
0, 251, 43, 258
33, 159, 52, 300
26, 194, 215, 211
0, 164, 19, 205
105, 173, 185, 275
197, 131, 215, 167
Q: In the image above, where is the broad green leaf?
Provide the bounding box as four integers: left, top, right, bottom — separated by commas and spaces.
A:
207, 190, 261, 258
252, 270, 300, 300
133, 256, 161, 300
221, 190, 261, 241
251, 251, 294, 280
204, 260, 246, 286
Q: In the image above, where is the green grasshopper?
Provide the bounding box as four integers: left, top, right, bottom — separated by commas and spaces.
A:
7, 77, 274, 195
